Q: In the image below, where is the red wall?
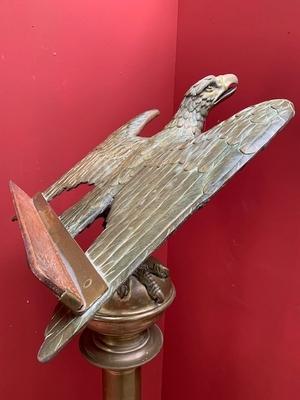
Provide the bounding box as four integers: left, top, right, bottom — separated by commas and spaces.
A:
163, 1, 300, 399
0, 2, 178, 399
3, 1, 300, 399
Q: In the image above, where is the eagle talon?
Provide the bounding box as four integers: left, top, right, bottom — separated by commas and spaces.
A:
116, 257, 168, 303
116, 278, 130, 299
133, 267, 165, 303
140, 256, 169, 279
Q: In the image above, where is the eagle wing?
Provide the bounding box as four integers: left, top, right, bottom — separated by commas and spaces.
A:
88, 99, 294, 283
43, 109, 159, 201
38, 99, 294, 362
42, 110, 159, 237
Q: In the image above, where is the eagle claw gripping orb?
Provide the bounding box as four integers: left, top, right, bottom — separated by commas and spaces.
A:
10, 74, 294, 362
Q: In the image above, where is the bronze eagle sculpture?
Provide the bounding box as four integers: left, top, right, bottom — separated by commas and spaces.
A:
10, 74, 295, 362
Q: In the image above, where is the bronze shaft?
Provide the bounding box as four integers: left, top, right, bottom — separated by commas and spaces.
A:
103, 368, 141, 400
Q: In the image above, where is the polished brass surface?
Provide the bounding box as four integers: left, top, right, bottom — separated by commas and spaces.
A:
10, 73, 295, 361
103, 369, 140, 400
80, 272, 175, 366
91, 267, 174, 329
80, 325, 163, 370
80, 269, 175, 400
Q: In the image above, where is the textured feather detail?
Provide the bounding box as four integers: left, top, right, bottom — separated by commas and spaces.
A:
38, 99, 294, 362
38, 287, 114, 362
43, 110, 159, 201
87, 99, 294, 282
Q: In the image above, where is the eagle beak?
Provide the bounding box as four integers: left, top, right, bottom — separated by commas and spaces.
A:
214, 74, 238, 105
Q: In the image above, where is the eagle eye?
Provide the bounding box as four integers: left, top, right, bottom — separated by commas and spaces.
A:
205, 84, 214, 92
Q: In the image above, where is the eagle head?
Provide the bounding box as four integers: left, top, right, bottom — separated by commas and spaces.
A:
165, 74, 239, 137
185, 74, 238, 114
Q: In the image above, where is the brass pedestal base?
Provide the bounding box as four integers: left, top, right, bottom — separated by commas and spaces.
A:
80, 325, 162, 400
80, 271, 175, 400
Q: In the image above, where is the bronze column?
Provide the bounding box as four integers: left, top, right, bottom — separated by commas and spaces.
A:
80, 271, 175, 400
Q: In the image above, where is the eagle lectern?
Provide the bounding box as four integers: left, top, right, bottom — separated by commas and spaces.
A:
10, 74, 294, 399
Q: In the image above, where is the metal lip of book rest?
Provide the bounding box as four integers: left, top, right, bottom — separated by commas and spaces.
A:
10, 73, 294, 398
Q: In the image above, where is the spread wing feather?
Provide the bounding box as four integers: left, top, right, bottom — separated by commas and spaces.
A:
87, 100, 293, 282
43, 109, 159, 201
38, 99, 294, 362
